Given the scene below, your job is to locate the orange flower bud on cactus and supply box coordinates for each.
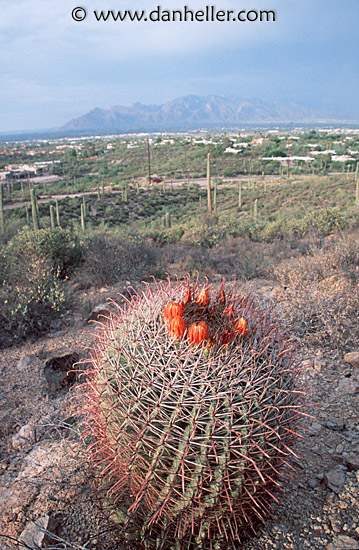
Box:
[169,315,186,339]
[222,330,231,345]
[187,320,208,345]
[225,304,234,317]
[163,301,184,322]
[196,288,210,307]
[234,317,248,337]
[220,287,226,305]
[184,287,192,305]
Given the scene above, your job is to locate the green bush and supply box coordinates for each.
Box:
[0,257,68,346]
[312,207,345,237]
[5,227,83,279]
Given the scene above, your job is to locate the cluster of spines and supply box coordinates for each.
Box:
[79,277,304,549]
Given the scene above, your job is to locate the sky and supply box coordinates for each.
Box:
[1,0,358,132]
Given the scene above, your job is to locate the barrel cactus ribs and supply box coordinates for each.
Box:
[80,277,304,549]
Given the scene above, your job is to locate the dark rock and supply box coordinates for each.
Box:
[43,353,79,394]
[309,421,322,436]
[42,516,62,546]
[59,416,78,433]
[50,319,62,330]
[308,478,319,489]
[324,467,347,493]
[344,452,359,470]
[326,418,345,431]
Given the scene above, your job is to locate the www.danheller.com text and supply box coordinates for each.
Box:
[71,6,277,23]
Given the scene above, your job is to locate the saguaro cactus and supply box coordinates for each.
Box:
[82,195,87,218]
[207,153,212,214]
[0,182,4,233]
[55,199,61,227]
[49,204,56,229]
[254,198,258,220]
[164,211,171,228]
[213,178,217,213]
[30,188,39,231]
[80,203,86,231]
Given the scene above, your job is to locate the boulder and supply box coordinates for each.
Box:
[324,467,346,493]
[12,424,35,449]
[19,515,49,549]
[43,353,79,394]
[344,352,359,369]
[327,535,359,550]
[336,377,359,396]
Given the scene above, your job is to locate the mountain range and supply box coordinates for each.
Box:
[60,95,350,133]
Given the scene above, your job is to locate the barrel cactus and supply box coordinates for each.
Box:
[80,277,304,549]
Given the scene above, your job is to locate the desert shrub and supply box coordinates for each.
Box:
[310,208,346,238]
[328,235,359,283]
[260,219,286,241]
[0,217,27,247]
[157,237,302,282]
[0,227,79,346]
[73,232,163,288]
[5,227,83,279]
[273,232,359,350]
[0,252,8,286]
[0,257,68,346]
[180,219,228,248]
[147,225,186,244]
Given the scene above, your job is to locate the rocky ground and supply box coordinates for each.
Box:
[1,279,359,550]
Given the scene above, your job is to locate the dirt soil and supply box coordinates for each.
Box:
[1,279,359,550]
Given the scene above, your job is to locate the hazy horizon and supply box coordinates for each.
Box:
[1,0,358,132]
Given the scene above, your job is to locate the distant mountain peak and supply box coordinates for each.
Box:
[60,95,349,133]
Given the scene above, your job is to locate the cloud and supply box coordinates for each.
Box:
[0,0,358,130]
[1,0,355,77]
[1,0,283,68]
